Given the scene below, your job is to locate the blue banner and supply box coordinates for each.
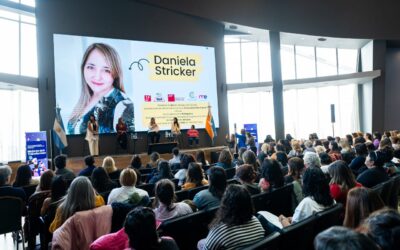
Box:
[26,131,48,177]
[244,123,258,143]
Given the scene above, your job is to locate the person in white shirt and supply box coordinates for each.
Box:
[168,147,181,166]
[108,168,148,204]
[279,167,334,226]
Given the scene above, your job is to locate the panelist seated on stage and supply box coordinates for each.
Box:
[187,125,199,146]
[116,117,128,149]
[148,117,160,144]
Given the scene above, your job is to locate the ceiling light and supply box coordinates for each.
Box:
[318,37,327,42]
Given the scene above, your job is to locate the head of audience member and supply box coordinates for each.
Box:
[264,134,274,143]
[242,150,258,170]
[340,140,351,152]
[59,176,96,225]
[185,163,204,187]
[157,160,173,179]
[314,226,379,250]
[274,151,288,167]
[354,143,368,157]
[180,153,195,170]
[260,143,269,154]
[0,165,12,186]
[365,141,376,152]
[218,149,233,167]
[379,146,394,163]
[267,142,276,156]
[319,152,332,166]
[280,139,292,153]
[120,168,137,187]
[291,140,303,153]
[357,208,400,250]
[91,167,112,193]
[208,167,227,199]
[50,175,67,202]
[149,152,160,167]
[210,184,254,227]
[346,134,354,146]
[314,139,323,147]
[84,155,95,167]
[329,141,340,153]
[54,155,67,170]
[304,152,321,168]
[365,151,384,169]
[323,140,330,151]
[328,160,357,190]
[275,143,286,153]
[303,167,334,207]
[315,145,326,155]
[124,207,165,250]
[238,147,247,161]
[154,179,176,209]
[287,157,305,179]
[102,156,117,174]
[343,187,384,229]
[341,151,355,165]
[130,155,142,169]
[39,170,55,191]
[172,147,179,157]
[261,159,284,191]
[13,164,32,187]
[304,140,313,149]
[196,150,207,166]
[365,133,373,142]
[354,136,366,145]
[236,164,257,185]
[379,138,392,149]
[285,134,294,142]
[384,131,391,139]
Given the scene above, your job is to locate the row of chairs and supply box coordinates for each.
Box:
[371,173,400,209]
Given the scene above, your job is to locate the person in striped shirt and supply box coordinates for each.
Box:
[198,184,265,250]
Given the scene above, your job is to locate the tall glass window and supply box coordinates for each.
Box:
[338,49,358,74]
[316,47,337,77]
[281,44,296,80]
[295,46,316,79]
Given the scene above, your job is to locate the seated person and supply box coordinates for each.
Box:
[0,165,26,201]
[79,155,97,177]
[193,167,227,210]
[54,154,75,181]
[168,147,181,166]
[174,154,195,186]
[108,168,148,204]
[187,125,199,145]
[148,117,160,144]
[181,163,208,190]
[148,160,174,184]
[236,164,260,195]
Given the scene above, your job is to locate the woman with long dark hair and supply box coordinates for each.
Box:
[200,185,264,249]
[193,167,227,210]
[259,159,284,193]
[181,163,208,190]
[91,167,117,194]
[149,160,174,184]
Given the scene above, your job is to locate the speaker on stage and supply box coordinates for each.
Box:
[330,104,335,123]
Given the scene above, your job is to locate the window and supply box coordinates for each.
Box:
[295,46,316,79]
[338,49,358,74]
[316,47,337,77]
[0,88,39,161]
[280,44,296,80]
[241,42,259,83]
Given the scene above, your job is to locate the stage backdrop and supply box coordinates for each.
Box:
[54,34,220,135]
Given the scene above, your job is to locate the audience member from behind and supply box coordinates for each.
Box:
[41,175,67,216]
[91,167,118,194]
[236,147,247,166]
[303,152,321,168]
[49,176,105,233]
[259,159,284,193]
[343,187,384,229]
[193,167,227,210]
[357,208,400,250]
[102,156,121,180]
[328,160,362,205]
[34,170,54,193]
[174,153,195,186]
[373,132,382,149]
[129,155,143,169]
[200,185,264,250]
[285,157,305,206]
[146,152,160,169]
[236,164,260,195]
[279,167,334,226]
[356,151,389,188]
[288,140,303,158]
[216,149,235,169]
[13,164,38,188]
[149,160,174,184]
[153,179,192,222]
[314,226,379,250]
[349,143,368,175]
[54,154,75,180]
[107,168,148,204]
[328,141,342,161]
[273,151,289,176]
[242,150,260,172]
[168,147,181,166]
[125,207,180,250]
[303,140,316,154]
[257,143,269,165]
[79,155,96,177]
[319,152,332,174]
[182,163,208,190]
[196,150,209,167]
[0,165,26,201]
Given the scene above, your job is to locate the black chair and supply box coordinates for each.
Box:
[175,189,189,202]
[313,203,344,234]
[187,185,209,200]
[225,167,236,179]
[0,197,26,250]
[279,214,317,250]
[372,179,393,206]
[388,174,400,209]
[139,168,155,175]
[137,183,155,197]
[22,184,38,199]
[242,232,281,250]
[99,191,112,203]
[227,178,240,185]
[170,163,181,172]
[252,184,294,216]
[158,207,218,250]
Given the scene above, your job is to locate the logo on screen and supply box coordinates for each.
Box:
[168,94,175,102]
[144,95,151,102]
[154,93,164,102]
[198,94,208,100]
[188,91,197,101]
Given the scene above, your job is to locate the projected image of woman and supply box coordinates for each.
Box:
[67,43,134,135]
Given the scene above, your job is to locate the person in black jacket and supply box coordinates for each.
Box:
[356,151,389,188]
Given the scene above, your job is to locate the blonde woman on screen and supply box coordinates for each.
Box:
[67,43,134,135]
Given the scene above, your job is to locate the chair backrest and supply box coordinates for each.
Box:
[171,163,181,172]
[0,196,24,234]
[227,178,240,185]
[137,183,155,197]
[187,185,209,200]
[225,167,236,179]
[175,189,189,202]
[242,232,281,250]
[280,214,317,250]
[158,206,218,250]
[252,184,294,216]
[139,168,155,175]
[388,174,400,209]
[313,203,344,234]
[23,184,39,199]
[372,178,393,205]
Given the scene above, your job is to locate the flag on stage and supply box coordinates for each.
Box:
[53,106,68,149]
[205,106,217,141]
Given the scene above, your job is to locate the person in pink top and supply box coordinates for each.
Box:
[187,125,199,146]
